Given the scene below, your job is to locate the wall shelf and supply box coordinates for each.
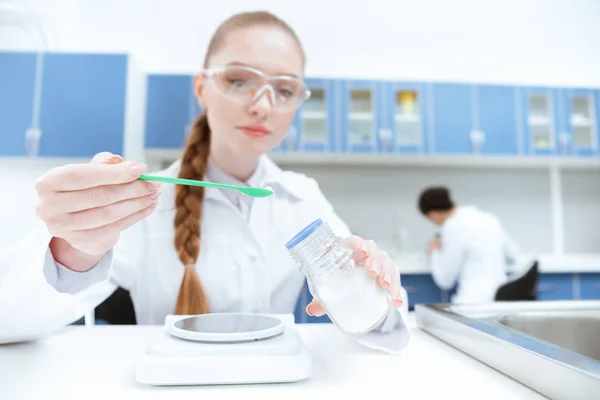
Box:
[143,148,600,171]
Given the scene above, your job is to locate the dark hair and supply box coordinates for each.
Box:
[173,11,305,316]
[418,186,455,215]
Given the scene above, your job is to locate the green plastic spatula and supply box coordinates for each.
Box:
[138,174,274,198]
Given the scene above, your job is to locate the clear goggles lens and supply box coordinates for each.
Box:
[204,66,311,112]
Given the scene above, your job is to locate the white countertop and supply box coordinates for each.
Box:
[0,315,546,400]
[390,252,600,274]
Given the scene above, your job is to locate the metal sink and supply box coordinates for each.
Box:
[496,311,600,362]
[415,301,600,400]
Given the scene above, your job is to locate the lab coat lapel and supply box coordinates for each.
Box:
[245,156,307,258]
[247,190,274,259]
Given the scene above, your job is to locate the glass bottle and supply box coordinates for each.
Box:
[285,218,391,336]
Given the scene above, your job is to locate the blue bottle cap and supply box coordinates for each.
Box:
[285,218,323,249]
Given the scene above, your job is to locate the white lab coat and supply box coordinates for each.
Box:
[0,155,410,352]
[429,205,525,304]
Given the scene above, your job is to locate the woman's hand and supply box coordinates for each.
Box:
[306,235,404,317]
[35,152,161,271]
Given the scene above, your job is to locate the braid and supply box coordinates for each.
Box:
[171,10,305,315]
[173,113,210,315]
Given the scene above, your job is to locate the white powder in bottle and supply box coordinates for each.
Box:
[316,265,390,335]
[286,218,391,336]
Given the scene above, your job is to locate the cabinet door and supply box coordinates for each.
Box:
[430,83,473,154]
[402,274,443,311]
[580,273,600,300]
[0,52,37,156]
[293,78,337,153]
[382,81,428,154]
[340,80,381,153]
[560,89,598,157]
[477,85,519,155]
[521,87,560,156]
[536,273,574,300]
[145,74,196,149]
[38,53,127,158]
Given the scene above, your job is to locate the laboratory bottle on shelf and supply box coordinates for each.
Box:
[285,218,391,336]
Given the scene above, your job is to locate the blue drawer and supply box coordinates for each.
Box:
[536,273,574,300]
[580,273,600,300]
[402,274,443,310]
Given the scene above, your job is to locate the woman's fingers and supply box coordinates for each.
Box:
[34,152,160,259]
[93,152,123,165]
[319,236,405,318]
[65,202,158,255]
[390,268,404,306]
[50,180,160,213]
[306,299,326,317]
[378,252,403,306]
[48,193,158,233]
[37,160,147,193]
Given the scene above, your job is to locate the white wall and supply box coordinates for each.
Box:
[286,164,554,253]
[1,0,600,257]
[4,0,600,86]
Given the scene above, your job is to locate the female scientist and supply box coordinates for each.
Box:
[0,11,409,351]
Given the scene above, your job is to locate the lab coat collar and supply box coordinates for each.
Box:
[258,155,309,200]
[155,154,308,211]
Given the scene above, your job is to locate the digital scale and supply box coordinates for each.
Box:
[135,313,312,386]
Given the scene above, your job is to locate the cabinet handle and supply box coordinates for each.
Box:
[558,132,571,154]
[25,128,42,157]
[378,128,393,152]
[470,130,485,154]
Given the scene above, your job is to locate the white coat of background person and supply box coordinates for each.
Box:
[418,186,527,304]
[0,11,410,352]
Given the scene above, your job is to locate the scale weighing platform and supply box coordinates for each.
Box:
[135,313,312,386]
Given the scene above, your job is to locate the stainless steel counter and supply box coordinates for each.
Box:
[415,301,600,400]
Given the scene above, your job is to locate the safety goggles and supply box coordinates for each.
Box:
[202,65,311,112]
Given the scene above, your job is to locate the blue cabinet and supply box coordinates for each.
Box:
[0,52,128,158]
[430,83,473,154]
[0,52,37,156]
[288,78,338,153]
[558,89,599,156]
[38,53,127,157]
[477,85,519,155]
[580,273,600,300]
[430,83,519,155]
[340,80,382,153]
[136,74,600,163]
[520,87,561,156]
[144,74,198,149]
[402,274,443,310]
[380,81,429,154]
[536,273,574,300]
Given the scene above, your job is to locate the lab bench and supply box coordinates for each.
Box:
[0,316,547,400]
